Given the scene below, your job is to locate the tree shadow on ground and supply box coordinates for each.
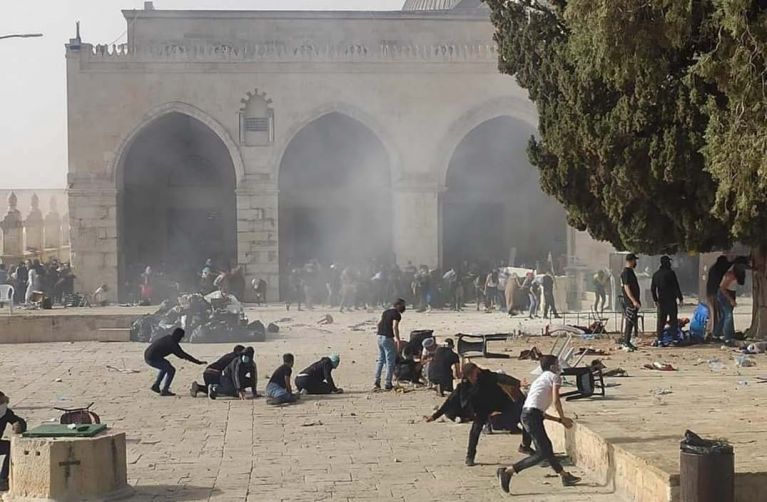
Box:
[131,484,220,501]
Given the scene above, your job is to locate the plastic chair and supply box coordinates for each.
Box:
[0,284,14,314]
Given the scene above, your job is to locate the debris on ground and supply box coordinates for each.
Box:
[302,421,323,427]
[106,365,141,374]
[518,346,543,360]
[603,368,628,377]
[317,314,334,325]
[642,362,677,371]
[650,388,673,396]
[735,355,756,368]
[350,319,377,332]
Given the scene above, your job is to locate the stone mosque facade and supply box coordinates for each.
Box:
[66,0,570,301]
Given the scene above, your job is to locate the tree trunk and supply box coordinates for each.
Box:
[750,245,767,340]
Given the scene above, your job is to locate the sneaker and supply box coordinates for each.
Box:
[622,344,636,352]
[160,389,176,397]
[190,382,200,398]
[299,388,308,396]
[384,384,394,391]
[518,445,535,455]
[209,386,218,400]
[561,472,581,486]
[266,397,280,406]
[150,384,161,394]
[465,456,476,467]
[373,382,381,390]
[496,467,512,493]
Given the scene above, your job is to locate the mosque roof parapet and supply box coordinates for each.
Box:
[75,40,498,63]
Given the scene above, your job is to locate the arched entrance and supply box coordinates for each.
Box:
[117,112,237,300]
[278,112,392,293]
[442,116,566,271]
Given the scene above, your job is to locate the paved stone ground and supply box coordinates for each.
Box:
[0,307,625,502]
[1,304,764,501]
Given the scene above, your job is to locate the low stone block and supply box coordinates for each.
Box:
[8,431,131,501]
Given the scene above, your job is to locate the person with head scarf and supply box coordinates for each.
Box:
[0,391,27,492]
[295,354,343,395]
[190,345,245,397]
[209,347,257,400]
[144,327,207,396]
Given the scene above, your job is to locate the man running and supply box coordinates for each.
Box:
[497,355,580,493]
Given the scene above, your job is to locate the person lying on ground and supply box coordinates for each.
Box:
[295,354,343,395]
[428,338,461,396]
[0,391,27,492]
[424,381,474,424]
[266,353,298,405]
[497,355,580,493]
[210,347,257,400]
[190,345,244,397]
[144,328,206,397]
[460,363,531,467]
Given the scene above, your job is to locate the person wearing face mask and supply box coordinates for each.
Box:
[0,391,27,492]
[210,347,257,400]
[496,355,581,494]
[295,354,343,395]
[373,298,406,391]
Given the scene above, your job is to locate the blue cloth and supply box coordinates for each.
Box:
[266,382,296,404]
[374,335,397,386]
[689,302,709,341]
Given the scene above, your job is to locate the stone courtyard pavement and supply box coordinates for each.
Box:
[2,305,765,501]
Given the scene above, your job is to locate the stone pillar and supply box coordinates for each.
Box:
[23,192,44,254]
[236,180,279,301]
[68,186,118,297]
[44,196,62,250]
[392,178,440,268]
[0,192,24,264]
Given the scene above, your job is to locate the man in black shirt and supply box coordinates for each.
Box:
[144,328,207,396]
[266,353,298,405]
[541,272,560,319]
[295,354,343,395]
[620,254,641,351]
[428,338,460,396]
[210,347,256,400]
[374,298,406,391]
[453,363,531,467]
[0,391,27,491]
[651,256,683,342]
[190,345,244,397]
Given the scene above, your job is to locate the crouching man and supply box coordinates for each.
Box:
[0,391,27,492]
[210,347,257,400]
[266,353,298,405]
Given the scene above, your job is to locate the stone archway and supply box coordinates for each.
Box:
[441,115,566,271]
[117,112,238,301]
[278,112,392,296]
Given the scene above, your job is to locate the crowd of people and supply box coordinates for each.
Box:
[0,257,75,308]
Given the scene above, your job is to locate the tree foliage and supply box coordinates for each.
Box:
[485,0,767,255]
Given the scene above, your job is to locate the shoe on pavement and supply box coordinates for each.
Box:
[465,456,476,467]
[496,467,512,493]
[190,382,200,398]
[266,397,280,406]
[160,389,176,397]
[373,381,381,390]
[518,445,535,455]
[561,472,581,486]
[150,384,161,394]
[384,384,394,391]
[209,386,218,400]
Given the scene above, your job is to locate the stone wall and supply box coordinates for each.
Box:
[0,191,71,267]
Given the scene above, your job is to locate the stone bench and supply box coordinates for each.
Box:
[7,431,131,501]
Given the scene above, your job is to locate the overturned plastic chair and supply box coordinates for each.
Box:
[530,330,575,376]
[0,284,14,314]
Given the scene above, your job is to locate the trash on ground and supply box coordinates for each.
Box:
[302,420,323,427]
[735,355,756,368]
[106,365,140,374]
[603,368,628,377]
[650,388,673,396]
[642,362,677,371]
[707,358,725,372]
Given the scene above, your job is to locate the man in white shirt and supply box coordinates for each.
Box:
[497,355,581,493]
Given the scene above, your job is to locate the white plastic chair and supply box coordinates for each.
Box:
[530,332,575,375]
[0,284,14,314]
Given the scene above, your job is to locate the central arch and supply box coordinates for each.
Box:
[117,112,238,301]
[278,112,393,294]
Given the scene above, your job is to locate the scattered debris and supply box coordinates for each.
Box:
[317,314,334,325]
[651,388,673,396]
[707,358,725,372]
[603,368,628,377]
[267,322,280,333]
[302,421,323,427]
[735,355,756,368]
[518,347,543,360]
[642,362,677,371]
[106,365,140,374]
[53,378,63,382]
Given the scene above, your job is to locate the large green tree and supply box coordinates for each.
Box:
[485,0,767,337]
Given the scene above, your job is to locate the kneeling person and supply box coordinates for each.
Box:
[428,338,460,396]
[191,345,244,397]
[266,353,298,405]
[295,354,343,395]
[210,347,257,400]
